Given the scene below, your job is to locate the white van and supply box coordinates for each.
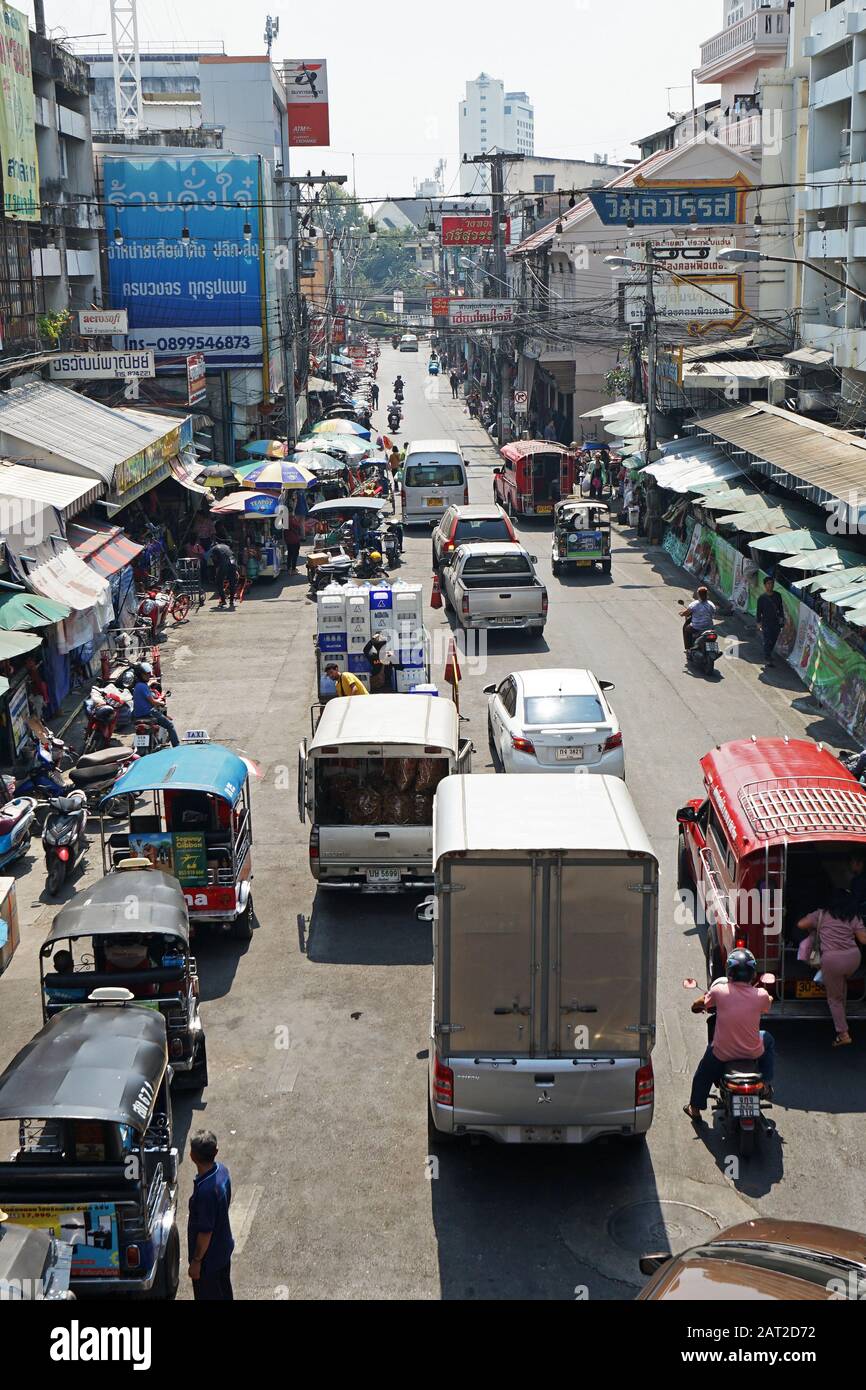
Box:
[402,440,468,525]
[298,694,471,891]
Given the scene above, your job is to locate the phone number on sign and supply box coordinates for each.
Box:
[126,335,253,352]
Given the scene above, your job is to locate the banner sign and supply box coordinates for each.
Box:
[647,237,736,275]
[79,309,128,336]
[0,3,39,220]
[624,276,745,331]
[105,154,265,368]
[442,216,508,247]
[431,296,449,318]
[8,1203,120,1278]
[448,299,515,328]
[186,352,206,405]
[589,185,747,227]
[393,290,404,314]
[284,60,330,146]
[49,350,155,381]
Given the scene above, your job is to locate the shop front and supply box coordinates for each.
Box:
[209,491,288,582]
[0,626,43,769]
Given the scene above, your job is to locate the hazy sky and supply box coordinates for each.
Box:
[29,0,723,198]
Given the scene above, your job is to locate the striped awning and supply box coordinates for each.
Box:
[66,524,143,578]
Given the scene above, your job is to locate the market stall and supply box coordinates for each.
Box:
[209,490,288,581]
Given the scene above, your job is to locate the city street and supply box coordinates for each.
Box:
[2,343,863,1301]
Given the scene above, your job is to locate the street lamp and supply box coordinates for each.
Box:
[716,246,866,303]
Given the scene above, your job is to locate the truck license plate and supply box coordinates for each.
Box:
[796,979,827,999]
[574,559,592,567]
[521,1126,564,1143]
[366,867,401,884]
[731,1094,760,1117]
[426,498,443,507]
[555,746,584,761]
[490,616,518,625]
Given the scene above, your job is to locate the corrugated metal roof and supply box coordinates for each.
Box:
[684,360,793,383]
[0,461,104,518]
[693,403,866,504]
[0,385,179,486]
[642,446,743,494]
[783,346,833,367]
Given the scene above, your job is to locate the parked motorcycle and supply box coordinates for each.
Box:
[684,975,775,1158]
[43,790,88,895]
[65,746,139,818]
[0,779,37,869]
[312,549,389,592]
[12,744,70,822]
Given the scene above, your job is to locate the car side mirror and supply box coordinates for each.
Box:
[599,680,615,691]
[639,1254,671,1276]
[529,555,538,563]
[676,805,698,824]
[482,684,496,695]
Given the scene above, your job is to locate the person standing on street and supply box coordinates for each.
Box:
[209,539,239,611]
[756,575,784,666]
[187,1130,234,1300]
[449,370,459,400]
[284,508,305,574]
[323,662,369,697]
[370,381,380,409]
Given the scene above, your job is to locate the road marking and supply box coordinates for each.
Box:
[660,1007,689,1076]
[230,1183,263,1256]
[268,1051,301,1094]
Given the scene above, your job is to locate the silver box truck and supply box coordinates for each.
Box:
[420,774,658,1144]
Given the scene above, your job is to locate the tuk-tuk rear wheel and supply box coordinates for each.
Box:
[150,1225,180,1300]
[232,895,254,940]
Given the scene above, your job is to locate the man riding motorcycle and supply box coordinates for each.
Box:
[680,585,717,652]
[132,662,179,748]
[393,375,404,401]
[684,948,774,1121]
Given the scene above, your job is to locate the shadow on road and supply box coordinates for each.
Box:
[306,891,432,966]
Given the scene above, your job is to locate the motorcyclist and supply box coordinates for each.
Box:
[679,585,717,652]
[393,375,404,399]
[132,662,179,748]
[684,948,774,1121]
[354,549,385,579]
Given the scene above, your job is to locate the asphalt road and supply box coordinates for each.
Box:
[1,343,863,1301]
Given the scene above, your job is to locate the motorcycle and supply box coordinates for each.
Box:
[684,975,775,1157]
[387,406,402,433]
[65,746,139,818]
[312,549,389,592]
[132,688,174,756]
[0,779,37,869]
[679,604,723,677]
[393,383,404,404]
[43,790,88,895]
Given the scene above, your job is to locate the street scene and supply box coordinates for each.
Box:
[1,0,866,1350]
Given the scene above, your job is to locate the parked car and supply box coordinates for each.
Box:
[484,667,624,776]
[432,503,516,569]
[440,542,547,637]
[637,1219,866,1300]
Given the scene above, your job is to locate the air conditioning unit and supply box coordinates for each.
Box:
[798,388,839,412]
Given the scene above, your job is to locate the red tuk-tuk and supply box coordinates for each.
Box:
[493,442,577,519]
[677,738,866,1018]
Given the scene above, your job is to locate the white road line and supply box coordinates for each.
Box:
[660,1007,689,1076]
[230,1184,263,1257]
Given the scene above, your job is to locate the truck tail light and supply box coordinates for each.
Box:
[511,735,535,756]
[432,1056,454,1107]
[461,594,470,616]
[603,731,623,751]
[463,485,469,504]
[541,590,549,617]
[635,1060,654,1108]
[309,826,320,862]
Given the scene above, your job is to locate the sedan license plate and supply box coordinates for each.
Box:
[555,746,584,761]
[366,867,400,885]
[730,1094,761,1118]
[796,979,827,999]
[426,497,443,508]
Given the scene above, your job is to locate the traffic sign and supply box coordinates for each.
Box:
[514,390,528,414]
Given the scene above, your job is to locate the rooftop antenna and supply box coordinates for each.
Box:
[264,15,279,57]
[110,0,143,137]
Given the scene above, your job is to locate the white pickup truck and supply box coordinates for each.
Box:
[441,542,547,637]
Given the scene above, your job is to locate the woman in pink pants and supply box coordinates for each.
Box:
[798,890,866,1047]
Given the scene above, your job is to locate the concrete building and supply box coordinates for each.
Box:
[459,74,534,193]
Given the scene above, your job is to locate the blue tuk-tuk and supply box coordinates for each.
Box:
[99,738,254,940]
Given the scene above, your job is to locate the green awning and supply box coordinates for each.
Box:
[0,629,41,661]
[777,547,854,574]
[695,487,760,512]
[795,567,866,597]
[0,592,70,631]
[749,529,827,556]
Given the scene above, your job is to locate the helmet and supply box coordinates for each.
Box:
[135,661,153,677]
[725,947,757,984]
[369,551,382,564]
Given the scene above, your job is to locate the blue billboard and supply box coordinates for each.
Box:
[105,155,265,369]
[588,185,746,227]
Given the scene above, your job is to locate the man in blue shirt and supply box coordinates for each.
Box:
[132,663,179,747]
[187,1129,235,1300]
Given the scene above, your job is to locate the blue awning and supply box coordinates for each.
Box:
[104,743,248,806]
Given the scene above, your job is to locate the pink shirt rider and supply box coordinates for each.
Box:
[705,978,772,1061]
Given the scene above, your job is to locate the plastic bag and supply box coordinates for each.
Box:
[410,792,434,825]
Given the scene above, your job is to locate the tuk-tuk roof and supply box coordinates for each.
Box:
[308,497,387,516]
[44,870,190,947]
[555,498,610,518]
[0,1006,168,1131]
[500,441,571,461]
[103,742,248,807]
[700,738,866,852]
[0,1221,54,1285]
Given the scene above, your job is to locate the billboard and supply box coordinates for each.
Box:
[284,60,330,146]
[442,216,511,247]
[623,276,745,332]
[448,299,515,328]
[105,155,265,369]
[79,309,128,335]
[0,3,39,220]
[49,350,155,381]
[589,182,749,227]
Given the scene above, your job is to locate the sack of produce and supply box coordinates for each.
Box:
[389,757,416,792]
[410,791,434,825]
[381,788,413,825]
[347,788,382,825]
[415,758,446,793]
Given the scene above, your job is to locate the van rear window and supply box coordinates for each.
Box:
[405,463,463,488]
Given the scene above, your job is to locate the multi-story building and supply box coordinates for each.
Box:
[459,74,534,193]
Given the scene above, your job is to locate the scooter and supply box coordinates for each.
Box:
[132,688,174,756]
[0,779,37,869]
[312,549,389,592]
[684,975,775,1158]
[680,605,723,677]
[13,744,70,823]
[393,383,404,404]
[387,405,402,433]
[65,746,139,817]
[43,790,88,895]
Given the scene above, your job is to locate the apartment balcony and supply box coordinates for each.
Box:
[57,104,88,141]
[713,111,763,150]
[695,8,789,85]
[41,193,103,232]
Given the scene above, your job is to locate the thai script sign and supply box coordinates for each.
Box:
[0,3,39,220]
[589,185,747,227]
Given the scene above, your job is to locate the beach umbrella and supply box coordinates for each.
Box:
[233,458,316,490]
[242,438,289,459]
[287,450,346,471]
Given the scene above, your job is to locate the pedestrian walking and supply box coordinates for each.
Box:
[187,1130,234,1300]
[370,382,380,409]
[756,575,784,665]
[284,508,305,574]
[449,371,459,400]
[208,539,239,610]
[797,892,866,1046]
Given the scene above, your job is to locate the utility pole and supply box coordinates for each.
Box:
[287,172,347,436]
[644,238,657,458]
[463,151,522,446]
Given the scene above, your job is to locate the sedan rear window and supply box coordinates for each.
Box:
[454,518,511,543]
[462,554,532,577]
[524,695,606,725]
[405,463,463,488]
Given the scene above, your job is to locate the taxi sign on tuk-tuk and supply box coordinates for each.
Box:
[183,730,210,744]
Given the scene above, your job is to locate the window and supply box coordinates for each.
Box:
[504,105,512,114]
[462,553,532,578]
[534,175,554,193]
[497,678,517,718]
[524,695,605,726]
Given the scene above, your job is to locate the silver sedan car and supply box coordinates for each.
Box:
[483,668,625,777]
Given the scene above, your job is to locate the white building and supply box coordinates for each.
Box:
[459,74,534,193]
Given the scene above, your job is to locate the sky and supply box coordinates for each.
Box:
[29,0,724,200]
